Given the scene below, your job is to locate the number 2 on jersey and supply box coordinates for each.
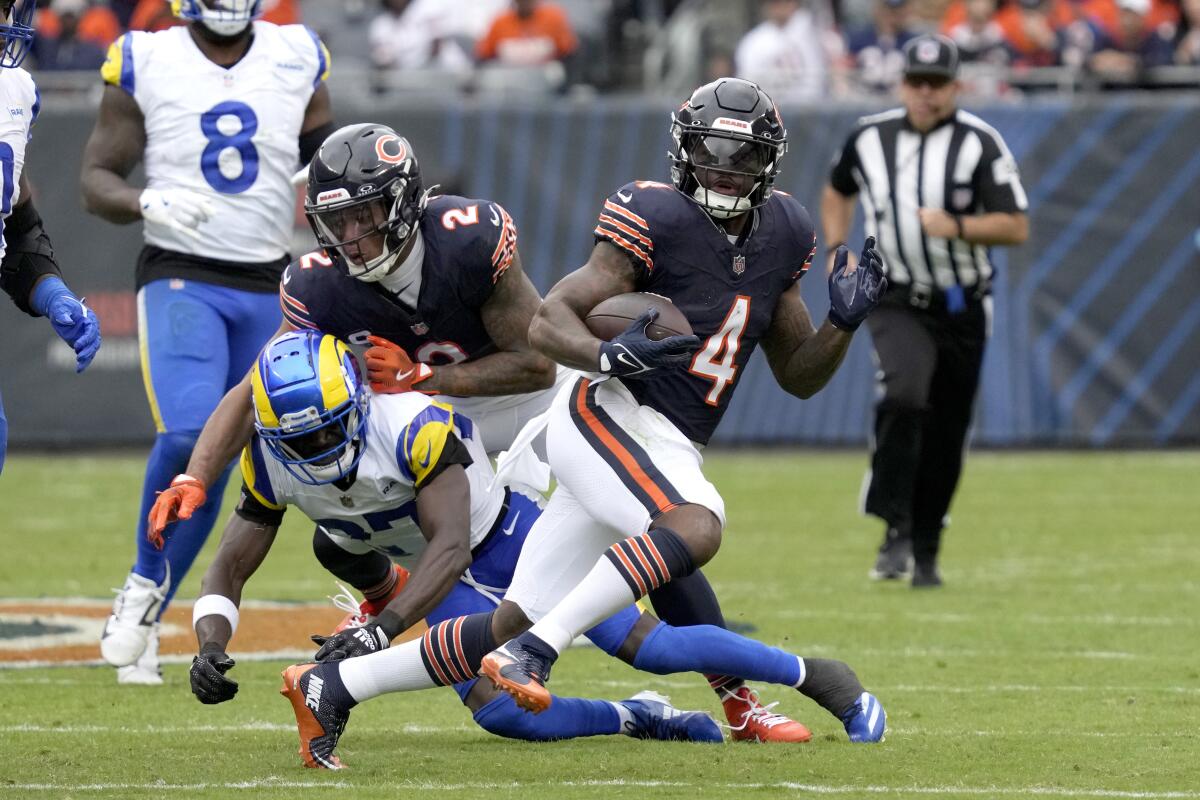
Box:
[689,295,751,406]
[200,101,259,194]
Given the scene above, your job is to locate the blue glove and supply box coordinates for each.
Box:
[597,307,701,379]
[32,277,102,373]
[828,236,888,332]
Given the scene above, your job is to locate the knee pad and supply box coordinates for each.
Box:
[155,431,200,467]
[311,525,391,584]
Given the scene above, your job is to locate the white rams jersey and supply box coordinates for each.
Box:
[240,394,504,568]
[101,21,330,262]
[0,66,39,261]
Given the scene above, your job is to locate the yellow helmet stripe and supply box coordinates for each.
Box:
[250,359,281,429]
[318,335,352,411]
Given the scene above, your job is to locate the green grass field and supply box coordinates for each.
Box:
[1,450,1198,799]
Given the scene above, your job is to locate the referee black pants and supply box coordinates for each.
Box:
[863,293,988,565]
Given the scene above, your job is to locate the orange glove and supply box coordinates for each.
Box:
[147,474,207,549]
[364,335,434,394]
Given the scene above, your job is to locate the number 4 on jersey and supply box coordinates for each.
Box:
[690,295,751,406]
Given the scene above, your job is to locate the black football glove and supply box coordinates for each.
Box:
[190,643,238,704]
[828,236,888,332]
[311,623,390,663]
[597,308,701,379]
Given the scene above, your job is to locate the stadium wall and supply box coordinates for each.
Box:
[2,96,1196,448]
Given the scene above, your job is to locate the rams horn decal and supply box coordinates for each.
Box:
[375,135,408,165]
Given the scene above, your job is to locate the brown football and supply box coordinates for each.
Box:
[585,292,693,341]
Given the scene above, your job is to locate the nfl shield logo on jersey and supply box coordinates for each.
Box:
[732,254,746,276]
[340,496,354,508]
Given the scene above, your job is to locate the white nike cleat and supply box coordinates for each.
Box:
[101,566,169,668]
[117,622,163,685]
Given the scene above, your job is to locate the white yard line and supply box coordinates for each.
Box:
[6,779,1199,798]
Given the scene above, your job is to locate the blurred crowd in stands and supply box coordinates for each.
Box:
[23,0,1200,94]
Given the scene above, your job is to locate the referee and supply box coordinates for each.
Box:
[820,34,1028,588]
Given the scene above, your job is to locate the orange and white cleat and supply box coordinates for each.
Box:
[328,564,410,634]
[279,663,350,769]
[722,686,813,743]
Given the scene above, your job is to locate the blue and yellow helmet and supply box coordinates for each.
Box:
[0,0,36,70]
[172,0,263,37]
[251,330,369,486]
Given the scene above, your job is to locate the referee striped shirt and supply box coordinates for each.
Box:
[829,108,1028,292]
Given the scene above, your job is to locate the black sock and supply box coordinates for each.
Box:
[798,658,866,719]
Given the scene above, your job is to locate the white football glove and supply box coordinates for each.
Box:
[139,188,216,240]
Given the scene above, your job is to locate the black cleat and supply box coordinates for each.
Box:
[911,559,943,589]
[869,527,912,581]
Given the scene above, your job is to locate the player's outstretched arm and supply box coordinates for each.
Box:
[420,251,557,396]
[80,85,146,225]
[374,465,473,639]
[194,512,280,650]
[189,319,294,485]
[528,240,638,371]
[190,510,280,704]
[761,284,853,399]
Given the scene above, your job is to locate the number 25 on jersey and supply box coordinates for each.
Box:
[690,295,751,406]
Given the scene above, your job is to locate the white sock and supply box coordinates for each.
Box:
[527,556,638,654]
[339,638,437,703]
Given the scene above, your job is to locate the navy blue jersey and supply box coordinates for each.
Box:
[595,180,816,445]
[279,195,518,364]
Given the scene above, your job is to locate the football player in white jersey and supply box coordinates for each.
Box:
[182,330,722,767]
[0,0,101,474]
[79,0,336,684]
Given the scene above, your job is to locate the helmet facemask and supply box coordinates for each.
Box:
[174,0,262,38]
[0,0,35,69]
[258,388,370,486]
[306,176,426,283]
[670,124,783,220]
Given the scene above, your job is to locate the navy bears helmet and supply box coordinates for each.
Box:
[669,78,787,220]
[305,123,428,283]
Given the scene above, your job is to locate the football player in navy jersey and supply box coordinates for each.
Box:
[148,122,560,653]
[473,78,890,742]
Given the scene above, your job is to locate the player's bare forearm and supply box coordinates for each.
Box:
[762,285,853,399]
[529,241,637,371]
[820,184,857,272]
[186,372,257,487]
[195,514,279,650]
[960,211,1028,246]
[424,351,554,396]
[80,85,146,224]
[374,467,473,640]
[427,253,556,395]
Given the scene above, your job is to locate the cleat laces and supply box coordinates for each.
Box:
[721,688,792,733]
[328,583,368,628]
